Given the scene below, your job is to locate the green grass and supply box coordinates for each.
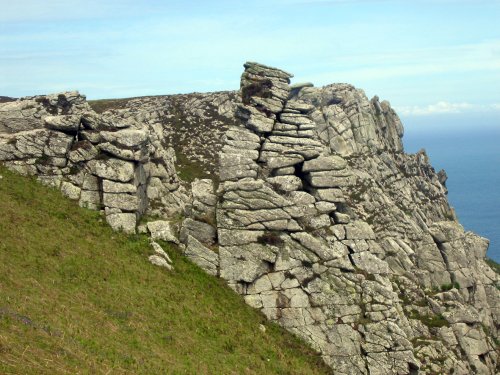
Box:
[486,258,500,275]
[88,99,132,114]
[176,152,210,183]
[0,165,331,375]
[408,310,450,328]
[439,282,460,292]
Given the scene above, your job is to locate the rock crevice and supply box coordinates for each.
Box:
[0,62,498,375]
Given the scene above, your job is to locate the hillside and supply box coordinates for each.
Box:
[0,165,331,374]
[0,96,15,104]
[0,61,499,374]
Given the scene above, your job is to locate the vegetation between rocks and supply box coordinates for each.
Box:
[408,310,450,328]
[88,98,132,114]
[486,258,500,275]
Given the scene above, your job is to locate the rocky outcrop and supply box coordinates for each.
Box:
[215,62,421,374]
[176,62,499,374]
[0,92,88,134]
[1,62,498,374]
[0,92,186,233]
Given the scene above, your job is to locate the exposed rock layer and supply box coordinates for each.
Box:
[0,62,498,374]
[0,92,187,232]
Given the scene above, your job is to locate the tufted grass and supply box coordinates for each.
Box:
[88,98,131,114]
[0,165,331,375]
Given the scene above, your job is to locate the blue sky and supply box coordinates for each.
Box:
[1,0,499,126]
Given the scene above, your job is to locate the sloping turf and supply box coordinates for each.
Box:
[0,165,330,374]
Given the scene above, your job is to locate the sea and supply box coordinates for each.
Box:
[403,119,500,262]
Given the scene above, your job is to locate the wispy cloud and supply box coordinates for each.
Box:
[397,102,500,116]
[303,40,500,83]
[0,0,499,103]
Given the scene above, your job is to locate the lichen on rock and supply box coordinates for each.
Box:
[0,62,498,374]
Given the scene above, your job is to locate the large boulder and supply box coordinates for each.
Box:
[44,115,81,132]
[184,235,219,276]
[92,158,135,182]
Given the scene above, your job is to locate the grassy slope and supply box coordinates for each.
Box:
[0,166,331,375]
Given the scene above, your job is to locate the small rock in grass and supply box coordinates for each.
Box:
[151,241,172,263]
[147,220,179,244]
[148,255,172,270]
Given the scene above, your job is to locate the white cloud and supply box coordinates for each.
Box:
[397,102,500,116]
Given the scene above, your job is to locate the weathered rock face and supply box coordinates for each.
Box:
[0,92,89,134]
[214,63,419,374]
[179,62,499,374]
[0,92,186,232]
[91,91,239,180]
[1,62,498,374]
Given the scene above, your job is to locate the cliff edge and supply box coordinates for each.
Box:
[0,62,498,374]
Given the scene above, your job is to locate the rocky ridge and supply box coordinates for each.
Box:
[0,62,498,374]
[0,92,186,233]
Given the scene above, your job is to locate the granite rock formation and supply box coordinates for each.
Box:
[0,92,186,233]
[0,62,498,374]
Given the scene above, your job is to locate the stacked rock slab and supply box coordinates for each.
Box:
[0,92,183,233]
[76,64,500,373]
[1,63,499,374]
[0,91,89,133]
[291,81,500,373]
[216,62,426,374]
[179,179,219,276]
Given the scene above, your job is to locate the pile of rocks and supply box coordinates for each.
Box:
[0,92,88,133]
[294,84,404,156]
[96,91,239,180]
